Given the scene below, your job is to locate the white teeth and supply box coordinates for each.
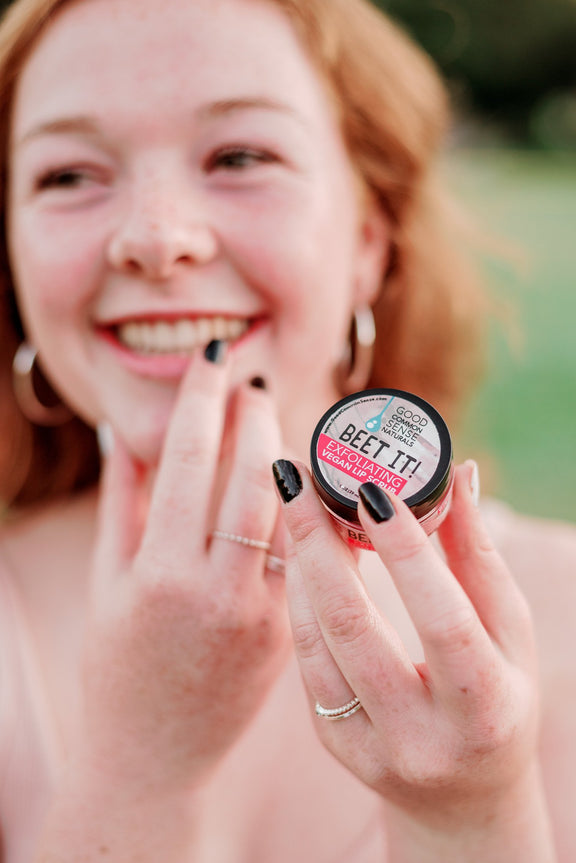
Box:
[173,319,196,352]
[212,316,228,340]
[195,317,212,345]
[227,319,245,339]
[116,317,249,354]
[154,322,174,352]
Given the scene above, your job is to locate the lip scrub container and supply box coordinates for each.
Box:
[310,388,454,550]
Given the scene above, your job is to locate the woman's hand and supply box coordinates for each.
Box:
[274,459,556,860]
[77,348,290,796]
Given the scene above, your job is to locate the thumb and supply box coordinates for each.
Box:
[93,424,148,589]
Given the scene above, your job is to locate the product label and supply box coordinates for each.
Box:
[331,512,374,550]
[314,392,443,504]
[317,433,409,494]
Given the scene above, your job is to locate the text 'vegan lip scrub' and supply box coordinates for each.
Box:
[310,389,454,550]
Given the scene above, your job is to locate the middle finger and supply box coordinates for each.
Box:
[357,482,499,703]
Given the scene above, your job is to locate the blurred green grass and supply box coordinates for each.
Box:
[448,149,576,523]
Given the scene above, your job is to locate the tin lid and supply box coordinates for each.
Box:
[310,388,452,523]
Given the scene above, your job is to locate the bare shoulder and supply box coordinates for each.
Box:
[481,498,576,656]
[482,499,576,860]
[0,491,97,605]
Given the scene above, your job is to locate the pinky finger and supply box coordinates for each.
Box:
[438,461,535,666]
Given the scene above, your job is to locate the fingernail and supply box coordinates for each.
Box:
[359,483,395,523]
[250,376,267,390]
[272,459,302,503]
[468,460,480,507]
[204,339,228,364]
[96,421,114,458]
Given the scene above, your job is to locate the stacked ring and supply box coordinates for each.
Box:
[315,696,362,721]
[211,530,285,574]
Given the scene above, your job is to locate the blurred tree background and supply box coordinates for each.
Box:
[375,0,576,522]
[377,0,576,148]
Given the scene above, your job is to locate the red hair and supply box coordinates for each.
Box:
[0,0,486,508]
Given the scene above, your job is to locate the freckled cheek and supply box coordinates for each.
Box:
[227,211,352,311]
[248,238,351,369]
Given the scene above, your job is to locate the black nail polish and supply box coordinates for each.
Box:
[358,483,395,523]
[204,339,227,364]
[272,459,302,503]
[250,376,267,390]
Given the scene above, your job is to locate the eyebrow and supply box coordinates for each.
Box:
[15,97,309,148]
[197,96,307,125]
[15,115,101,147]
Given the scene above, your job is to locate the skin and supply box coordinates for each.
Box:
[0,0,568,859]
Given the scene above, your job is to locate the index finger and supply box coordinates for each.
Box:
[143,341,230,561]
[273,460,422,711]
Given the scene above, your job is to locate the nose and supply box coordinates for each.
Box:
[107,183,218,280]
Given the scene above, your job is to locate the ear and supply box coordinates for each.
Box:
[352,193,391,308]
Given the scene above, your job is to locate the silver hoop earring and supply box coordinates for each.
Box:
[12,343,72,426]
[333,306,376,395]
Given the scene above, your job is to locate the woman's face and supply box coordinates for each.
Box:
[8,0,388,461]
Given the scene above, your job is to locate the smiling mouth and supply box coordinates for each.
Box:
[113,316,251,354]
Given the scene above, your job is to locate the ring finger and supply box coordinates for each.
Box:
[285,545,364,722]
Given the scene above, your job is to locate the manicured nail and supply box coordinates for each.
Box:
[272,459,302,503]
[250,376,267,390]
[96,421,114,457]
[358,483,395,523]
[468,459,480,507]
[204,339,228,364]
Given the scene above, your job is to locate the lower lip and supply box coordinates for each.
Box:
[96,320,261,379]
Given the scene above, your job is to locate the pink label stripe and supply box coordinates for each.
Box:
[317,433,408,493]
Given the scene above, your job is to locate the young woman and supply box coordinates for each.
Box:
[0,0,574,860]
